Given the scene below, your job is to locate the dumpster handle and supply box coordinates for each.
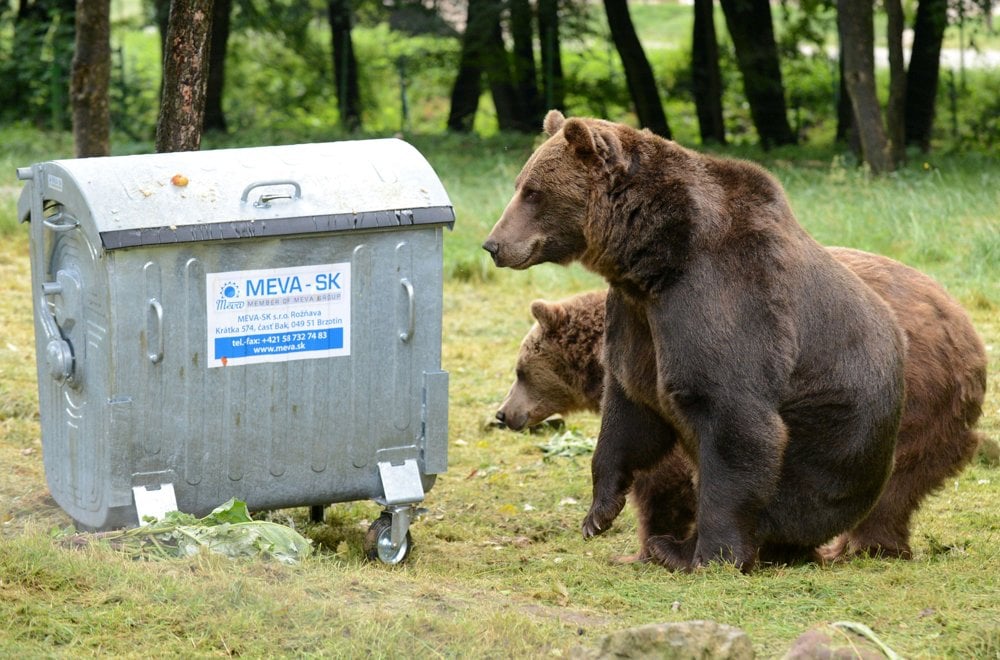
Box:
[147,298,164,364]
[38,285,74,383]
[240,180,302,208]
[42,211,79,232]
[399,278,415,342]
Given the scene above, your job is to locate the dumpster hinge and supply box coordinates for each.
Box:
[376,457,425,506]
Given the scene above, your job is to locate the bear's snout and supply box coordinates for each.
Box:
[482,238,500,264]
[495,408,521,431]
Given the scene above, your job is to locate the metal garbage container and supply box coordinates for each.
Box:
[16,139,452,563]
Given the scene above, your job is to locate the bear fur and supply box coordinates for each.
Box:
[496,247,989,561]
[483,110,907,571]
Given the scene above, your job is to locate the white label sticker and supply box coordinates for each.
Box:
[206,263,351,368]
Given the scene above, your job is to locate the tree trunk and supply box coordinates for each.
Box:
[905,0,947,150]
[603,0,671,138]
[203,0,231,133]
[691,0,726,144]
[328,0,361,132]
[447,61,483,132]
[838,0,892,173]
[885,0,906,165]
[718,0,796,147]
[70,0,110,157]
[510,0,541,129]
[483,10,520,133]
[447,0,485,132]
[153,0,170,102]
[835,45,852,144]
[537,0,564,112]
[155,0,213,153]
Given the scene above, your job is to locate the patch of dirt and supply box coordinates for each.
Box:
[519,602,615,631]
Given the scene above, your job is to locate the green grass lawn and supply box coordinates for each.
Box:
[1,127,998,657]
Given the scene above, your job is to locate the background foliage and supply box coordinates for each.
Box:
[1,0,998,147]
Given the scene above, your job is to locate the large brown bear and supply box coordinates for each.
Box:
[495,248,989,561]
[483,110,907,571]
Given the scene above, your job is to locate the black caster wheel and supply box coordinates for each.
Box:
[364,512,412,565]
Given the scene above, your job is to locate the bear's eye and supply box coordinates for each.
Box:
[520,188,540,203]
[516,367,529,383]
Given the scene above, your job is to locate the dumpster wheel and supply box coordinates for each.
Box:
[364,511,413,565]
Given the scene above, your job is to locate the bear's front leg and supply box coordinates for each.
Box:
[582,378,678,538]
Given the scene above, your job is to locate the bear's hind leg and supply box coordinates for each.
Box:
[758,542,821,567]
[838,425,982,560]
[631,448,698,560]
[646,534,699,571]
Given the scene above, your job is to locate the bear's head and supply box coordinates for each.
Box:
[496,292,606,431]
[482,110,630,269]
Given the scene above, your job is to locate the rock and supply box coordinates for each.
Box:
[977,436,1000,467]
[571,620,754,659]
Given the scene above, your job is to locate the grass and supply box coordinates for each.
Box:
[1,126,998,657]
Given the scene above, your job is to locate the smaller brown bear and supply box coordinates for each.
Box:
[496,248,989,561]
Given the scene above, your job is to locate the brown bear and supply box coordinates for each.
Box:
[483,110,907,571]
[495,247,989,561]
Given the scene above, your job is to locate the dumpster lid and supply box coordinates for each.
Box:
[25,139,454,249]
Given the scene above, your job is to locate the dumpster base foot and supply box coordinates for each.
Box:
[132,482,178,524]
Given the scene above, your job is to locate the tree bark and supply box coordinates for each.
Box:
[885,0,906,165]
[691,0,726,144]
[718,0,796,147]
[835,45,853,145]
[328,0,361,132]
[905,0,947,150]
[838,0,892,173]
[537,0,565,112]
[447,0,486,132]
[510,0,542,129]
[153,0,170,102]
[447,0,519,132]
[603,0,671,138]
[70,0,110,157]
[155,0,213,153]
[447,60,483,132]
[203,0,231,133]
[483,10,520,133]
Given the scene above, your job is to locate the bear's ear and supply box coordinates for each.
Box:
[530,300,566,331]
[562,118,596,158]
[543,109,566,136]
[564,119,625,172]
